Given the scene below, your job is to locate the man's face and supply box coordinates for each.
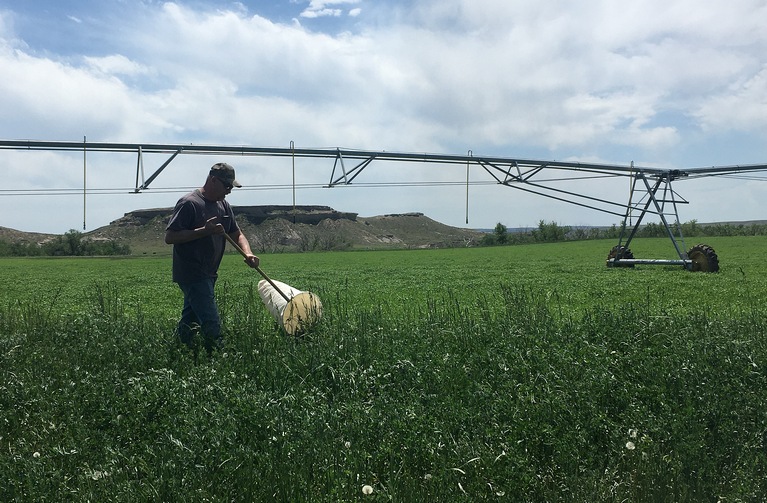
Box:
[211,175,233,200]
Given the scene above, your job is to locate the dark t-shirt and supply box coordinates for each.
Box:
[166,189,239,283]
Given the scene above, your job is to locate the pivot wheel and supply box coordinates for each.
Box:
[606,245,634,268]
[687,244,719,273]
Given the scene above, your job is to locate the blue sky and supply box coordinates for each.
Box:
[1,0,766,233]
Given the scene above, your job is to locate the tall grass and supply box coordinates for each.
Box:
[2,239,767,501]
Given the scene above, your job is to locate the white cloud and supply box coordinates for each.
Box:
[1,0,766,233]
[300,0,361,18]
[7,0,761,155]
[300,8,341,19]
[0,9,21,48]
[694,66,767,133]
[84,54,150,77]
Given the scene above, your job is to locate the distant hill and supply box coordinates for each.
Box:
[6,210,763,256]
[0,227,57,246]
[79,205,486,255]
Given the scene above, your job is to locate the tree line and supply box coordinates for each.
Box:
[2,219,765,256]
[0,229,131,257]
[481,219,767,246]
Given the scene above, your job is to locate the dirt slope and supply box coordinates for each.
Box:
[80,205,484,255]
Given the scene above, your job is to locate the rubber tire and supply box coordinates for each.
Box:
[607,245,634,268]
[687,244,719,273]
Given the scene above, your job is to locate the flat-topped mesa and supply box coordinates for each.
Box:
[113,205,358,227]
[235,206,358,226]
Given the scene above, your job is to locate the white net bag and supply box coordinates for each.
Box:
[257,279,322,335]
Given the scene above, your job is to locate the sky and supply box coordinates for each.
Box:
[1,0,766,234]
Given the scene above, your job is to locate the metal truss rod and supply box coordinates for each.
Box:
[644,174,687,259]
[618,173,663,248]
[619,175,665,249]
[134,148,182,192]
[327,150,377,187]
[608,258,688,267]
[489,177,628,218]
[477,160,667,217]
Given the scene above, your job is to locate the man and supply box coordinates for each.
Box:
[165,162,259,352]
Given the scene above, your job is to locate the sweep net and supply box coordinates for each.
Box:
[257,279,322,335]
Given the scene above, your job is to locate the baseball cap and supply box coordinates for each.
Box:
[209,162,242,188]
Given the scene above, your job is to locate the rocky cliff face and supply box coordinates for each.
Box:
[235,206,358,226]
[87,205,485,254]
[111,205,357,227]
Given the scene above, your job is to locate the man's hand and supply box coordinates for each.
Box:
[205,216,225,235]
[244,254,260,269]
[226,228,259,268]
[165,216,225,245]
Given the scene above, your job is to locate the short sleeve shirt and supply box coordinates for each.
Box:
[166,189,239,283]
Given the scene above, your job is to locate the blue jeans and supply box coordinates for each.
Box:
[176,278,221,351]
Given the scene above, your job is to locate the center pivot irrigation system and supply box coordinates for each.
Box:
[3,139,767,272]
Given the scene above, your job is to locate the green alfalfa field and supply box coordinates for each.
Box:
[1,236,766,501]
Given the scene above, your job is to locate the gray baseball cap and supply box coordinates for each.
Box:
[209,162,242,187]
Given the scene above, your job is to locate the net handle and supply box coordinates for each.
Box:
[224,233,291,302]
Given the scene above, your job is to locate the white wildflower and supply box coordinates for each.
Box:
[362,484,374,495]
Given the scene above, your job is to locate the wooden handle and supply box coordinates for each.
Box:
[223,233,291,302]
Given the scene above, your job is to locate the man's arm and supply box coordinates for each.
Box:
[228,228,260,268]
[165,217,224,245]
